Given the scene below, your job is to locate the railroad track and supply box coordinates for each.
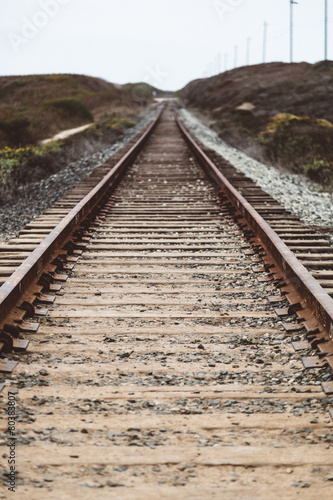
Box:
[195,144,333,297]
[0,105,333,498]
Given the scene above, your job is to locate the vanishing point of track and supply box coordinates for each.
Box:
[0,105,332,499]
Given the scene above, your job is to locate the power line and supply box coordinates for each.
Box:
[325,0,328,60]
[203,0,329,80]
[290,0,298,63]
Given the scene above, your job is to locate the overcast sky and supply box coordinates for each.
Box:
[1,0,332,90]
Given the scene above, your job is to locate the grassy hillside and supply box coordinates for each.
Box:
[179,61,333,187]
[0,74,160,146]
[0,74,162,204]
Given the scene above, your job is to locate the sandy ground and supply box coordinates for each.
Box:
[40,123,93,145]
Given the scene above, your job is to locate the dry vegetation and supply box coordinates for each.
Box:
[0,74,160,145]
[179,61,333,188]
[0,74,162,203]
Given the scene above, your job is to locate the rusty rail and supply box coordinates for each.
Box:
[0,106,165,327]
[175,110,333,340]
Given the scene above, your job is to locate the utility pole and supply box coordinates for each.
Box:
[263,21,268,63]
[234,45,238,68]
[224,53,228,71]
[290,0,298,63]
[325,0,328,60]
[216,53,222,74]
[246,37,251,65]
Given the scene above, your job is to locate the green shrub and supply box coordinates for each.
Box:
[305,158,333,187]
[0,80,26,101]
[107,117,136,130]
[0,118,31,145]
[0,142,61,182]
[84,124,103,138]
[258,113,333,175]
[0,158,19,182]
[259,132,317,167]
[46,98,93,122]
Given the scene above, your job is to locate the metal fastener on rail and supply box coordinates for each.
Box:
[174,109,333,340]
[0,105,165,329]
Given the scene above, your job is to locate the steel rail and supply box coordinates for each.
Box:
[175,109,333,339]
[0,106,165,327]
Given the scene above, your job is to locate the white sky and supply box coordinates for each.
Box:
[0,0,332,90]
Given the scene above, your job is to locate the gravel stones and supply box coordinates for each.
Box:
[179,108,333,233]
[2,107,332,497]
[0,107,160,241]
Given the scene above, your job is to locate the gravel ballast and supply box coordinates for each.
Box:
[179,108,333,231]
[1,105,332,242]
[0,107,160,242]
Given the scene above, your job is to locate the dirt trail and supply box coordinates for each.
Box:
[40,123,93,144]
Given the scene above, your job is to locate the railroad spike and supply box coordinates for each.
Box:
[0,331,14,352]
[0,103,331,488]
[19,301,36,318]
[311,337,326,349]
[3,324,21,339]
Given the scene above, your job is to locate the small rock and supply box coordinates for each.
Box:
[119,351,133,359]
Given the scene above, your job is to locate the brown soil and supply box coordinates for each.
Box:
[1,112,332,498]
[180,61,333,122]
[179,61,333,184]
[0,74,161,145]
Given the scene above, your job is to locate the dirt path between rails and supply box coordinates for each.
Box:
[1,110,332,499]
